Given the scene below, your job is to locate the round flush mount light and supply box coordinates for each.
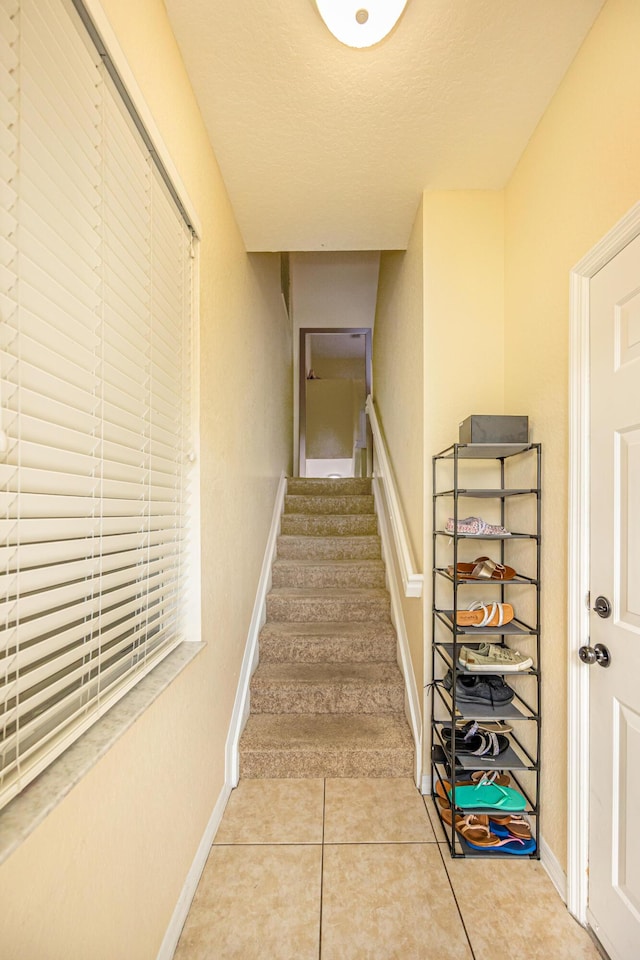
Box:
[315,0,409,49]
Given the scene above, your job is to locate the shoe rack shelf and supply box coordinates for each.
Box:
[431,441,542,859]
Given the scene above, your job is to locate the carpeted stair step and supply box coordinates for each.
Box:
[259,621,397,663]
[266,587,390,623]
[284,494,375,515]
[287,477,371,496]
[249,662,405,714]
[271,558,386,589]
[280,514,378,536]
[239,714,414,778]
[276,534,382,560]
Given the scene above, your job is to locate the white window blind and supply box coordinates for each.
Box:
[0,0,194,811]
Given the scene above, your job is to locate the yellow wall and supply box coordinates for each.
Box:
[422,190,505,770]
[422,190,505,458]
[306,379,355,458]
[504,0,640,869]
[374,192,505,774]
[374,199,425,707]
[0,1,292,958]
[374,202,425,567]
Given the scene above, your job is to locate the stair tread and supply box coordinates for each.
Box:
[281,515,377,535]
[277,535,381,542]
[283,512,375,519]
[252,662,403,684]
[240,713,413,751]
[285,493,374,512]
[260,621,395,637]
[287,478,372,495]
[273,558,384,568]
[269,587,389,599]
[258,621,397,662]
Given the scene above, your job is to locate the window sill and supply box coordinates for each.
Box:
[0,641,205,867]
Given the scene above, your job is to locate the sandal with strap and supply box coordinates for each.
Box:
[455,601,514,628]
[457,719,513,735]
[489,814,532,840]
[447,556,516,581]
[440,808,525,850]
[441,721,509,756]
[470,770,511,785]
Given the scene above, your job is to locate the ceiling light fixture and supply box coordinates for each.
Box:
[315,0,409,49]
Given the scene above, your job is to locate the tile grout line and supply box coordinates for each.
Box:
[434,829,478,960]
[213,839,441,847]
[422,793,478,957]
[214,842,323,847]
[318,778,326,960]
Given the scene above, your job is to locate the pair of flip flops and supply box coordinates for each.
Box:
[435,772,510,808]
[439,807,536,854]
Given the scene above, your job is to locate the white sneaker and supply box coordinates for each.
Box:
[458,642,533,672]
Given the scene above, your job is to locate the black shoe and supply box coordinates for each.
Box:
[442,669,514,705]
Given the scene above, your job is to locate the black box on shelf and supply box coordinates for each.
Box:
[459,415,529,444]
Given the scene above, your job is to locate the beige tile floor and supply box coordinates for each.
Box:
[174,778,601,960]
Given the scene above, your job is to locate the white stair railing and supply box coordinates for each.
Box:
[365,395,423,598]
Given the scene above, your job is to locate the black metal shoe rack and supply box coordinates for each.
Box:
[430,442,542,858]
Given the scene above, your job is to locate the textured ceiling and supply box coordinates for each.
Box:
[164,0,604,251]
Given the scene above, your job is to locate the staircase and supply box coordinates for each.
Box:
[239,477,415,778]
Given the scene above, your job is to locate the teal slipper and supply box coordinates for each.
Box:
[448,781,526,811]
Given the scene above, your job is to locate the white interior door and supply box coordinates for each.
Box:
[588,232,640,960]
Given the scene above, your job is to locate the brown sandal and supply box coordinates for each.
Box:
[489,814,532,840]
[455,601,514,627]
[440,808,515,848]
[457,719,513,735]
[446,556,516,581]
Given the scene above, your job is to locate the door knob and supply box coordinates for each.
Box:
[578,643,611,667]
[593,596,612,618]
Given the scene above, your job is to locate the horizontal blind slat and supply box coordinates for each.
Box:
[1,562,184,642]
[1,573,183,667]
[20,139,100,240]
[0,527,181,572]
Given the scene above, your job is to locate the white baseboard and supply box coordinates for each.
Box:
[540,835,567,902]
[420,773,431,795]
[156,779,232,960]
[372,477,423,788]
[224,473,287,787]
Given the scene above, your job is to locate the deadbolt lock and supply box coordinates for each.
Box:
[593,596,612,618]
